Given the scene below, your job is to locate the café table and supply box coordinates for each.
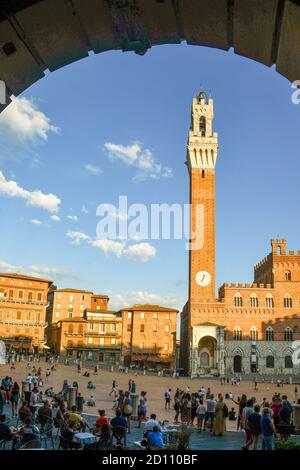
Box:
[73,432,99,448]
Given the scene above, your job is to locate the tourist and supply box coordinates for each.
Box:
[261,407,275,450]
[0,414,18,448]
[87,381,96,389]
[18,401,32,422]
[96,410,108,426]
[0,386,6,414]
[206,387,211,399]
[137,393,147,428]
[94,365,98,375]
[174,396,180,424]
[246,404,261,450]
[29,387,39,413]
[213,395,227,437]
[10,382,20,417]
[45,387,54,397]
[189,393,198,426]
[72,381,79,398]
[241,399,254,449]
[145,413,161,433]
[180,397,189,424]
[123,391,133,433]
[68,405,88,431]
[204,394,217,432]
[87,395,96,407]
[55,402,66,426]
[232,394,247,431]
[76,392,85,412]
[130,380,136,394]
[37,391,44,404]
[147,425,164,449]
[111,408,127,430]
[196,398,206,432]
[109,380,118,397]
[1,376,11,403]
[271,395,282,431]
[164,388,172,410]
[228,408,237,421]
[278,399,293,440]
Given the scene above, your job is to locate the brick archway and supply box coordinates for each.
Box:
[1,0,300,113]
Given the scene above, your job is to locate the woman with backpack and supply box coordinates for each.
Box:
[123,390,133,433]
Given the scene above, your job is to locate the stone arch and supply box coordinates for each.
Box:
[197,335,217,371]
[0,0,299,115]
[231,347,244,358]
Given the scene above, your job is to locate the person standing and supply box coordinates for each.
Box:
[196,398,206,432]
[261,407,275,450]
[241,400,254,450]
[204,394,217,432]
[123,391,133,433]
[247,404,261,450]
[10,382,20,417]
[164,389,172,410]
[213,396,227,436]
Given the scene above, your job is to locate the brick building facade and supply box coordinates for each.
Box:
[180,92,300,377]
[0,273,52,353]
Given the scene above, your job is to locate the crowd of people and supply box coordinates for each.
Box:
[1,360,299,451]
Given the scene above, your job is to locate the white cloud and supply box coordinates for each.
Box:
[30,219,43,225]
[0,171,61,213]
[85,163,102,175]
[123,242,156,262]
[0,96,60,144]
[111,291,180,310]
[66,231,90,246]
[0,259,24,273]
[104,141,173,182]
[29,264,77,280]
[89,239,125,257]
[50,215,60,222]
[66,230,156,262]
[81,205,88,214]
[67,215,78,222]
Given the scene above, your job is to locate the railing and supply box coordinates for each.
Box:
[0,297,47,306]
[0,319,47,327]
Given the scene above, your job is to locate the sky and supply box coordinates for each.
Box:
[0,43,299,312]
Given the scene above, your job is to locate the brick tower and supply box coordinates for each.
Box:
[186,91,219,317]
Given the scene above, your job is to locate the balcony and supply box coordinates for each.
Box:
[0,319,47,327]
[0,297,47,306]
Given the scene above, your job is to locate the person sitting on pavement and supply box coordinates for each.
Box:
[228,408,237,421]
[87,395,96,407]
[87,381,95,389]
[147,426,164,449]
[45,387,54,397]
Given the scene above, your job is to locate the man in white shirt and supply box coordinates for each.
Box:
[145,414,161,433]
[26,374,33,384]
[204,394,217,432]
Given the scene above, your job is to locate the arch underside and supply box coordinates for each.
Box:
[1,0,300,113]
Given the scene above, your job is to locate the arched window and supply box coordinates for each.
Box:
[265,327,274,341]
[265,294,274,308]
[234,294,243,307]
[68,324,73,334]
[284,327,293,342]
[233,326,242,341]
[66,340,73,348]
[250,295,259,308]
[285,271,292,281]
[199,116,206,136]
[78,324,84,335]
[250,327,258,341]
[285,356,293,368]
[266,355,274,368]
[284,295,292,308]
[277,246,282,255]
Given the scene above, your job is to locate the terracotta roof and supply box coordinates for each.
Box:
[92,294,109,299]
[85,309,117,314]
[119,304,178,313]
[0,272,53,284]
[54,288,93,294]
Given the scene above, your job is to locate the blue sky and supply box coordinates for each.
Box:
[0,44,299,311]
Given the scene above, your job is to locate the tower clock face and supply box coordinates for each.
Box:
[195,271,211,287]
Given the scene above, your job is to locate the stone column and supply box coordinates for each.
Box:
[216,327,225,376]
[293,404,300,434]
[130,393,139,419]
[67,386,77,410]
